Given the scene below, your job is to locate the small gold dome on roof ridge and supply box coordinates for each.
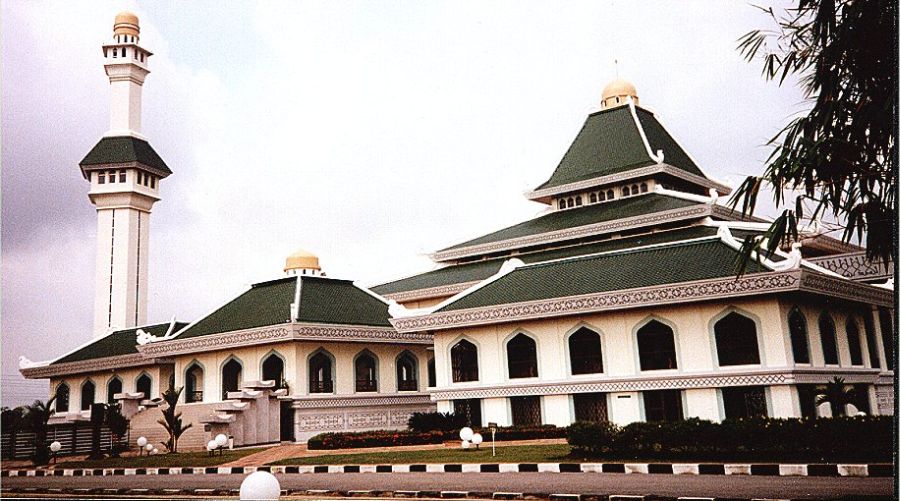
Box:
[284,248,321,273]
[114,11,140,38]
[601,78,639,109]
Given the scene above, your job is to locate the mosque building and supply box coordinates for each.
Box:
[20,12,894,449]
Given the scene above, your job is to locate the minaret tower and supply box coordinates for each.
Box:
[79,12,172,337]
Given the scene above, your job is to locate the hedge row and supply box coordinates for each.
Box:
[567,416,892,462]
[308,425,564,450]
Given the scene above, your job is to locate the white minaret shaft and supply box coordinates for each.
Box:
[81,12,171,338]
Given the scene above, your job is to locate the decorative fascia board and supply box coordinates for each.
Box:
[80,161,171,180]
[20,354,173,379]
[290,393,433,409]
[708,204,769,223]
[526,164,732,202]
[392,271,804,332]
[138,323,433,358]
[799,271,893,307]
[382,281,481,303]
[429,367,882,400]
[807,251,893,281]
[432,204,712,262]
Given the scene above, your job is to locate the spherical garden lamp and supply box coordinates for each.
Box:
[137,436,148,456]
[207,440,218,456]
[239,470,281,500]
[471,433,483,449]
[50,441,62,464]
[459,427,474,441]
[145,443,154,454]
[461,440,470,449]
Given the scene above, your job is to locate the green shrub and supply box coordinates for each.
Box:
[567,421,619,455]
[408,412,467,432]
[309,424,565,450]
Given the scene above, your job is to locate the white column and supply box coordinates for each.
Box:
[609,392,640,425]
[684,388,720,421]
[769,385,799,418]
[542,394,571,426]
[482,397,510,426]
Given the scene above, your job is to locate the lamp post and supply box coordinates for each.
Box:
[49,441,61,464]
[136,436,147,457]
[487,422,497,457]
[459,426,474,451]
[215,434,229,455]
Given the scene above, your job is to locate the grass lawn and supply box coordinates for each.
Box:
[270,444,575,465]
[55,447,264,469]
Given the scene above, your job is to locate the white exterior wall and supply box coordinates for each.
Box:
[49,365,169,417]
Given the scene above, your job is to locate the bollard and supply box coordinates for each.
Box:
[239,470,280,500]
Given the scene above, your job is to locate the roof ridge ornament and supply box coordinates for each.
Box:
[19,355,49,369]
[626,97,664,164]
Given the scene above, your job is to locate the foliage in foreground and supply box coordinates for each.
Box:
[407,411,467,433]
[157,386,192,453]
[308,425,565,450]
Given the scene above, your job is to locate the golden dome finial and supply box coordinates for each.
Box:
[601,78,638,109]
[113,11,140,39]
[284,248,322,276]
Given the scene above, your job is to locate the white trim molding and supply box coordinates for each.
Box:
[20,354,173,379]
[289,392,432,409]
[382,281,482,303]
[807,251,893,281]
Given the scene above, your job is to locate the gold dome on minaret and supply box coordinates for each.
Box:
[113,11,140,38]
[601,78,639,109]
[284,249,321,274]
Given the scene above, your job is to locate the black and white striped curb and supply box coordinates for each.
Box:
[1,462,892,477]
[0,487,894,501]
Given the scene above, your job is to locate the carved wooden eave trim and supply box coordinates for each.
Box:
[798,271,893,306]
[382,281,481,303]
[392,271,803,332]
[432,204,712,262]
[138,323,433,358]
[20,354,173,379]
[525,164,732,203]
[429,367,882,400]
[290,392,433,409]
[807,251,893,281]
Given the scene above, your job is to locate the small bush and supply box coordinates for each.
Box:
[308,424,565,450]
[567,421,619,455]
[408,412,466,432]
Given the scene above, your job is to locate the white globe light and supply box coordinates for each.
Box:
[215,434,229,447]
[461,440,470,449]
[150,448,158,455]
[471,433,483,445]
[239,470,281,501]
[459,427,474,441]
[49,441,62,453]
[136,436,148,447]
[145,443,154,452]
[207,440,218,451]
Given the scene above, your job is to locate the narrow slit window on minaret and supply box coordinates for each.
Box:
[113,48,117,58]
[150,176,156,189]
[98,172,105,184]
[640,182,648,193]
[122,48,127,57]
[118,170,126,183]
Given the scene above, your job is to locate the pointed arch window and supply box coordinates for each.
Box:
[568,327,603,375]
[262,353,285,388]
[136,373,152,399]
[863,312,881,368]
[107,377,123,404]
[622,186,631,196]
[846,317,864,366]
[598,191,606,201]
[222,358,243,399]
[559,199,567,209]
[451,339,479,382]
[55,383,70,413]
[878,307,894,370]
[396,352,418,391]
[788,308,810,364]
[637,320,677,370]
[589,193,597,204]
[427,358,436,387]
[309,351,334,393]
[355,352,378,392]
[819,313,839,365]
[81,380,96,411]
[507,333,538,378]
[714,312,760,366]
[640,183,648,193]
[606,189,614,200]
[185,363,204,402]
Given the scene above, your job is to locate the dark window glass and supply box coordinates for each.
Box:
[606,190,614,199]
[510,396,542,426]
[598,191,606,201]
[98,172,106,184]
[135,374,152,399]
[118,170,126,183]
[81,381,96,411]
[643,389,682,422]
[222,359,242,399]
[574,196,582,206]
[637,320,677,370]
[309,352,334,393]
[714,312,760,366]
[507,333,538,378]
[863,312,881,368]
[355,352,378,392]
[623,186,631,196]
[852,384,871,414]
[451,340,479,382]
[262,354,285,387]
[55,384,70,412]
[569,327,603,374]
[559,199,566,209]
[107,378,123,404]
[150,176,156,189]
[185,364,204,402]
[846,318,863,366]
[878,308,894,370]
[427,358,436,387]
[453,398,482,427]
[797,384,818,418]
[589,193,597,203]
[573,393,608,422]
[819,314,839,364]
[789,308,810,364]
[640,183,648,193]
[722,386,768,419]
[396,353,417,391]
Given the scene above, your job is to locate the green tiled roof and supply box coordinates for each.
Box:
[535,106,703,191]
[375,226,762,296]
[175,276,391,340]
[439,194,701,253]
[80,136,172,175]
[438,239,768,312]
[53,322,186,364]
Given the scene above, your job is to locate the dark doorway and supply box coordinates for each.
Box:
[222,359,243,399]
[280,401,295,442]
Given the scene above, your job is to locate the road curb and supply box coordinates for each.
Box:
[0,462,891,478]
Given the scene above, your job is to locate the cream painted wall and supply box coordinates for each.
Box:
[49,364,169,415]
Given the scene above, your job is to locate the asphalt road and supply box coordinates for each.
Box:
[2,472,893,499]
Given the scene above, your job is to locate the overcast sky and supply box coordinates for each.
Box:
[2,0,803,405]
